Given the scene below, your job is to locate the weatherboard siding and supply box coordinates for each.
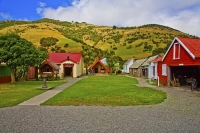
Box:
[163,41,200,66]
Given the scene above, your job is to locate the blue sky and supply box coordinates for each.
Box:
[0,0,73,20]
[0,0,200,37]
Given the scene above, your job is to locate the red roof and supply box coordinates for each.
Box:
[150,57,163,62]
[178,37,200,58]
[162,37,200,60]
[48,53,82,63]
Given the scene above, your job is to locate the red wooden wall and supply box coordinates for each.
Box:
[163,41,200,66]
[158,40,200,85]
[27,67,35,79]
[0,76,11,83]
[157,62,168,85]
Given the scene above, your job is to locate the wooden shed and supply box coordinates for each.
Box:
[129,58,147,77]
[88,60,110,74]
[39,60,60,79]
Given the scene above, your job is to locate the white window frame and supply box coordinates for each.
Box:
[162,64,167,76]
[173,43,180,59]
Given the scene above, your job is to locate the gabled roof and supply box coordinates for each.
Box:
[48,53,82,63]
[141,55,158,66]
[124,58,133,65]
[130,58,147,69]
[39,60,60,70]
[49,61,60,70]
[89,60,110,72]
[162,37,200,61]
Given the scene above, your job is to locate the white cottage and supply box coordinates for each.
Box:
[141,55,158,78]
[122,58,135,73]
[149,57,163,80]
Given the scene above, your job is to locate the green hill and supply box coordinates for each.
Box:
[0,18,198,60]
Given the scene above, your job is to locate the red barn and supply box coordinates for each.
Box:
[155,37,200,86]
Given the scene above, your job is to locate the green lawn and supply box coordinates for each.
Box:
[43,76,167,106]
[0,80,66,108]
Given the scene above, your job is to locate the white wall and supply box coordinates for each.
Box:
[148,62,158,79]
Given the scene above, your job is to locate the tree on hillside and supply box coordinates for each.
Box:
[81,44,105,74]
[34,49,48,80]
[39,37,66,53]
[93,47,104,60]
[152,48,166,56]
[113,25,117,30]
[104,49,119,73]
[40,37,59,47]
[81,44,95,75]
[0,33,48,83]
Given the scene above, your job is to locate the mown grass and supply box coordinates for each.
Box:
[0,80,66,108]
[43,76,167,106]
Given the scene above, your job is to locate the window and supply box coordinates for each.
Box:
[173,43,180,59]
[153,66,155,76]
[162,64,167,76]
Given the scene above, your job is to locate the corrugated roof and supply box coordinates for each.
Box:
[124,58,133,65]
[130,58,147,68]
[162,37,200,60]
[49,61,60,70]
[178,37,200,58]
[141,55,158,66]
[151,57,163,62]
[48,53,82,63]
[39,60,60,70]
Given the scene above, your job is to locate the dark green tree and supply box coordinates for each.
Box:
[81,44,95,74]
[113,25,117,30]
[104,49,119,73]
[40,37,58,47]
[0,33,48,83]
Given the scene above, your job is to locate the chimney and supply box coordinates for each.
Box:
[133,56,136,63]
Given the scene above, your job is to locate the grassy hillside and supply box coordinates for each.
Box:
[0,19,198,60]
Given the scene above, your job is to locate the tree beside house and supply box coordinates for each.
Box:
[0,33,48,83]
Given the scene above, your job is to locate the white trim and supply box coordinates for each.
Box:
[162,37,195,61]
[177,38,195,59]
[162,64,167,76]
[173,43,180,59]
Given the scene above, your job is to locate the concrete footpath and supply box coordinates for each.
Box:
[19,77,83,106]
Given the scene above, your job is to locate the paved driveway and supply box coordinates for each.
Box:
[0,77,200,133]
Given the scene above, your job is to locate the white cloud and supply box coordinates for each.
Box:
[0,12,12,19]
[37,2,47,14]
[36,7,43,14]
[39,2,46,7]
[37,0,200,37]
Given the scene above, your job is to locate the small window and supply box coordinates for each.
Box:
[173,43,180,59]
[162,64,167,76]
[153,66,155,76]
